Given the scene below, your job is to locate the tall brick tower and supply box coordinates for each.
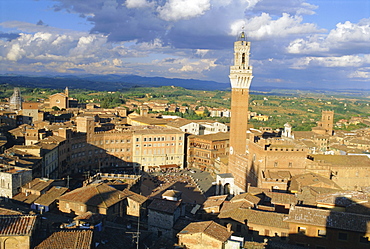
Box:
[320,110,334,135]
[229,30,253,156]
[225,29,254,194]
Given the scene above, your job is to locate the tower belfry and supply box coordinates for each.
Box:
[229,29,253,156]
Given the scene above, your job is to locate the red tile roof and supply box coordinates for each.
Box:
[148,198,181,214]
[203,195,228,209]
[34,186,69,206]
[35,230,93,249]
[179,220,232,242]
[22,178,55,192]
[0,215,37,236]
[285,206,370,233]
[0,207,22,215]
[121,188,148,204]
[58,183,124,208]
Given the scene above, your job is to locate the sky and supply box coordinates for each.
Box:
[0,0,369,90]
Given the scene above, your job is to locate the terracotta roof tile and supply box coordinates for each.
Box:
[0,215,37,236]
[35,230,93,249]
[0,207,22,215]
[264,192,297,205]
[219,208,289,229]
[22,178,55,192]
[121,188,147,204]
[203,195,228,209]
[58,183,124,208]
[311,155,370,167]
[231,193,261,205]
[34,186,69,206]
[285,206,370,233]
[290,172,341,192]
[179,221,232,242]
[12,193,40,204]
[148,198,181,214]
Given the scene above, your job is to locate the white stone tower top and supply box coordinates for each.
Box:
[229,28,253,89]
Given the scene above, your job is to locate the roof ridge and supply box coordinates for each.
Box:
[95,183,108,208]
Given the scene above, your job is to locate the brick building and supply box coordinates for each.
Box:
[0,215,38,249]
[187,132,229,176]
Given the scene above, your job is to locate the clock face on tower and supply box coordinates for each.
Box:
[230,146,234,155]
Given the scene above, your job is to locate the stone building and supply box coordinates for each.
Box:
[12,178,58,207]
[0,165,32,198]
[305,155,370,191]
[21,102,43,124]
[218,205,289,242]
[177,220,233,249]
[120,188,147,219]
[49,92,69,110]
[285,205,370,249]
[58,182,126,218]
[147,198,184,239]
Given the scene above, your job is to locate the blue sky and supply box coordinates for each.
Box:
[0,0,369,89]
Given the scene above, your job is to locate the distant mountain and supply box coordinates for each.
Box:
[0,74,231,91]
[0,74,369,98]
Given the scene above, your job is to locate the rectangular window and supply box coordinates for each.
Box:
[264,229,270,236]
[298,227,306,235]
[318,229,326,238]
[338,232,348,241]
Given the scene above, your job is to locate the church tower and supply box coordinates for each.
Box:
[229,29,253,156]
[320,110,334,135]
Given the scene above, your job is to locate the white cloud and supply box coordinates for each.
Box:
[195,49,209,57]
[287,19,370,55]
[168,58,216,74]
[230,13,322,40]
[291,54,370,69]
[349,69,370,79]
[125,0,154,9]
[157,0,211,21]
[6,43,26,61]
